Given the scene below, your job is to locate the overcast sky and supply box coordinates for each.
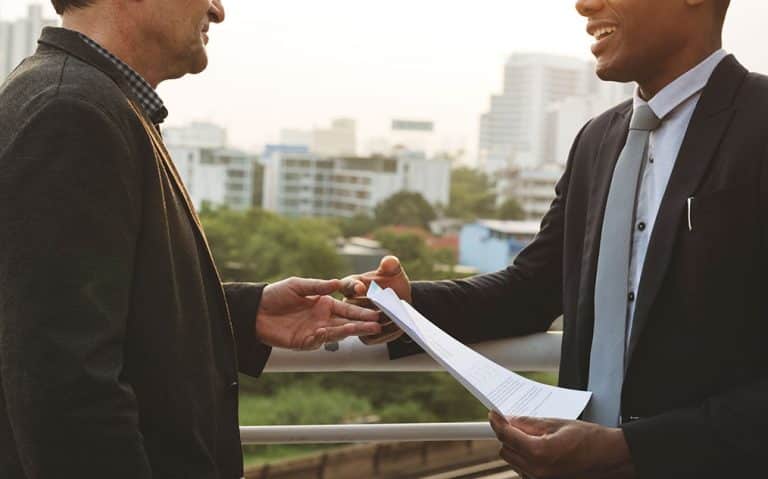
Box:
[4,1,767,159]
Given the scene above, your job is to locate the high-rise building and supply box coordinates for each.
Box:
[262,148,450,219]
[279,118,357,157]
[164,123,256,211]
[163,122,227,150]
[0,5,57,81]
[478,53,634,174]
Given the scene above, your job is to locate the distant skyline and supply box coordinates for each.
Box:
[4,1,768,163]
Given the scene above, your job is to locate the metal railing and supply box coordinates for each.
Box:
[241,332,562,444]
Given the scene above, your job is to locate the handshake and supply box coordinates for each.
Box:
[254,256,409,350]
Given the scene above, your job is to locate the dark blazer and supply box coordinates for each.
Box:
[392,55,768,478]
[0,28,272,478]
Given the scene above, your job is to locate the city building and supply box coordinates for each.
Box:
[544,82,636,167]
[280,118,357,157]
[164,122,257,211]
[459,220,540,274]
[261,147,451,218]
[501,163,565,220]
[478,53,634,174]
[365,119,437,158]
[0,4,57,81]
[163,122,227,149]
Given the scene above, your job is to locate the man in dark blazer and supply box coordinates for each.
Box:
[344,0,768,477]
[0,1,382,478]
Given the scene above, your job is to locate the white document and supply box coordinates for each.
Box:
[368,282,591,419]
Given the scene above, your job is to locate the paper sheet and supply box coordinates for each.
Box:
[368,282,591,419]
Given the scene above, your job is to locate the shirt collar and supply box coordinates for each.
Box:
[633,49,728,120]
[77,32,168,124]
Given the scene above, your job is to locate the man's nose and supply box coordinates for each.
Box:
[575,0,604,17]
[209,0,225,23]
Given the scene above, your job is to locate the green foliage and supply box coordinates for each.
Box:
[372,228,456,281]
[374,191,437,229]
[198,206,345,282]
[447,167,497,220]
[497,198,526,220]
[337,213,378,238]
[239,386,372,426]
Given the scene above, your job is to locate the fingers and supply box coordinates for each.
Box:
[507,416,556,436]
[499,446,534,477]
[378,255,403,276]
[306,321,382,348]
[330,297,381,322]
[489,412,536,456]
[339,276,368,298]
[290,278,342,297]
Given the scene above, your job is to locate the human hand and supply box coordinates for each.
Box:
[339,255,412,303]
[488,412,636,479]
[255,277,382,351]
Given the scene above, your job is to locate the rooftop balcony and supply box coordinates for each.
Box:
[241,332,561,478]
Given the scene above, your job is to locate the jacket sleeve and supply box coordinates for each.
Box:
[389,122,589,359]
[0,96,152,477]
[223,282,273,377]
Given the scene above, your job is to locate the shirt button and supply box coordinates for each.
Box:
[638,222,646,232]
[628,292,636,302]
[649,156,655,164]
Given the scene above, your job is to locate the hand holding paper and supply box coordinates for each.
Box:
[367,281,591,419]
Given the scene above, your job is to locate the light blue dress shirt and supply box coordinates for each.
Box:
[626,49,728,340]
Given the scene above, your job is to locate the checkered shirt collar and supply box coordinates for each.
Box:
[78,33,168,124]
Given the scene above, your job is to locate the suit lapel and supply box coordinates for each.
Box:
[127,100,237,337]
[626,56,748,364]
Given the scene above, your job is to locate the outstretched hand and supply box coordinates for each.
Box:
[340,255,412,303]
[255,277,382,351]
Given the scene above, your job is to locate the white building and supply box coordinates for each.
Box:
[163,122,226,150]
[164,123,255,211]
[1,5,57,81]
[366,119,437,158]
[262,147,451,218]
[544,82,635,167]
[502,163,565,220]
[279,118,357,157]
[478,53,634,174]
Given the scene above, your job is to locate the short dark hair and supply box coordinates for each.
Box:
[50,0,95,15]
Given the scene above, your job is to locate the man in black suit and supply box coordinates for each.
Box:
[0,1,382,478]
[344,0,768,477]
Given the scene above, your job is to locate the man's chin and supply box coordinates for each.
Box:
[595,61,632,83]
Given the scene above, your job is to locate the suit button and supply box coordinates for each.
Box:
[229,381,239,390]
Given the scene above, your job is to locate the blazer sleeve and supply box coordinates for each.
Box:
[389,122,589,359]
[0,97,152,477]
[223,282,273,377]
[621,140,768,478]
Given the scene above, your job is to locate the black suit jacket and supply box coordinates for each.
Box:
[392,55,768,477]
[0,28,272,478]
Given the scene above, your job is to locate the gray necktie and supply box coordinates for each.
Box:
[583,105,661,427]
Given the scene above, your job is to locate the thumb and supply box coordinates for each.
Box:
[378,256,403,276]
[290,278,341,297]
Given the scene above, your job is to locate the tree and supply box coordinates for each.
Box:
[198,206,345,282]
[337,213,378,238]
[447,167,497,220]
[497,197,526,220]
[374,191,436,229]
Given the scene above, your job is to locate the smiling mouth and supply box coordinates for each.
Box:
[593,26,617,41]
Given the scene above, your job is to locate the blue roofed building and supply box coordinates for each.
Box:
[459,220,541,274]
